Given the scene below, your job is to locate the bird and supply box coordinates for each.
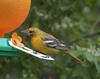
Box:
[21,27,82,63]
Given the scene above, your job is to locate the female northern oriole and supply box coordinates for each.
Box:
[21,27,81,63]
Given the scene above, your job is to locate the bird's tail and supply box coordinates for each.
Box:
[64,51,82,63]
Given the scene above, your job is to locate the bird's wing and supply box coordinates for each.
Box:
[42,35,67,50]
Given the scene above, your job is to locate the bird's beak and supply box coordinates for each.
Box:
[21,29,34,37]
[21,29,29,35]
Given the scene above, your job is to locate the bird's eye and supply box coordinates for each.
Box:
[29,31,33,33]
[29,30,34,37]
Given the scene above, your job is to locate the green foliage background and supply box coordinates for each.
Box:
[0,0,100,79]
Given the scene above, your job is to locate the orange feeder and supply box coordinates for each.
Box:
[0,0,31,37]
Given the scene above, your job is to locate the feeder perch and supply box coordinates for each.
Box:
[0,38,54,60]
[0,38,19,56]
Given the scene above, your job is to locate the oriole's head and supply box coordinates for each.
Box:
[21,27,43,37]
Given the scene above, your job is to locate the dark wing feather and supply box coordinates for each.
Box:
[42,35,67,50]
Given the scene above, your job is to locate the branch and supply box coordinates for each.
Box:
[69,31,100,45]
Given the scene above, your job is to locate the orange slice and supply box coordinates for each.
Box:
[11,32,24,48]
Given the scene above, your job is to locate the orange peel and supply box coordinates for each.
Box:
[11,32,24,48]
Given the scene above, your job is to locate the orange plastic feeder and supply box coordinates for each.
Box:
[0,0,31,37]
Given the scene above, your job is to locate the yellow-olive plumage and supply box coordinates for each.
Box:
[22,27,81,63]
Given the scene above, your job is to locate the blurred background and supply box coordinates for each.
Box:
[0,0,100,79]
